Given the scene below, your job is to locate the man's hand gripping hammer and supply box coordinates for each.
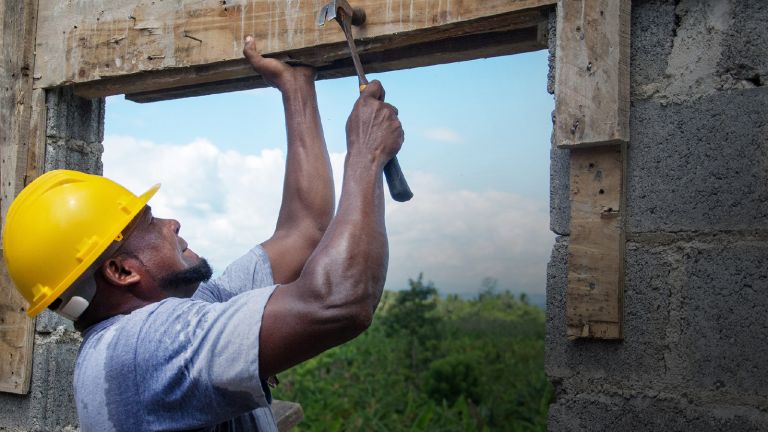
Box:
[317,0,414,202]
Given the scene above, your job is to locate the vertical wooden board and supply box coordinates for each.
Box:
[566,146,624,339]
[0,251,35,394]
[24,89,47,186]
[554,0,630,148]
[0,0,42,394]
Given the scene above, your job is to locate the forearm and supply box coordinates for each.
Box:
[276,78,335,235]
[300,155,388,322]
[257,79,401,377]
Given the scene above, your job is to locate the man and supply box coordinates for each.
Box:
[1,36,404,431]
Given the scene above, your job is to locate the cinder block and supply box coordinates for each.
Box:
[627,88,768,233]
[31,337,80,431]
[546,238,671,387]
[45,137,104,174]
[717,1,768,84]
[36,310,75,334]
[46,87,105,144]
[549,392,768,432]
[630,0,677,99]
[663,238,768,399]
[549,147,570,235]
[546,10,556,96]
[0,333,80,431]
[0,389,33,430]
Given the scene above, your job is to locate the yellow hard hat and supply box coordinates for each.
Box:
[2,170,159,317]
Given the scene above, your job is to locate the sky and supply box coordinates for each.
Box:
[102,50,555,298]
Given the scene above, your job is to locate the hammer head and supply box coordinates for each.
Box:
[317,0,366,27]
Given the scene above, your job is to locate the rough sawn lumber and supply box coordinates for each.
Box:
[33,0,555,100]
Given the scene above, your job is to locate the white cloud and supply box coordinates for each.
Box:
[103,135,290,272]
[422,127,463,143]
[384,173,553,296]
[103,135,552,296]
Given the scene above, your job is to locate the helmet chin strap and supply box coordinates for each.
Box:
[51,240,124,322]
[54,271,98,321]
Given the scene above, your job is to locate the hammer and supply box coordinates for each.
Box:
[318,0,413,202]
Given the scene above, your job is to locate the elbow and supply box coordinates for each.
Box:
[302,268,377,338]
[345,304,374,335]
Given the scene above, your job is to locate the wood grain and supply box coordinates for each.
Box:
[566,146,624,340]
[554,0,630,148]
[0,0,43,395]
[34,0,555,97]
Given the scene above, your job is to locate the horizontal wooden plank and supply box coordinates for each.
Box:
[566,146,624,340]
[34,0,555,97]
[126,22,546,102]
[554,0,630,148]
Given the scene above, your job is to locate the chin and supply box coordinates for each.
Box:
[159,259,213,297]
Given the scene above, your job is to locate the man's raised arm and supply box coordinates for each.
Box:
[243,37,335,285]
[259,80,403,378]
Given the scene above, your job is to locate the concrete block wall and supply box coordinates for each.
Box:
[546,0,768,430]
[0,88,104,431]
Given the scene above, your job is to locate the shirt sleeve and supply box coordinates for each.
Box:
[193,244,275,303]
[134,285,278,430]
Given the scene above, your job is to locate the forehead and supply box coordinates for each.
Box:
[124,206,153,238]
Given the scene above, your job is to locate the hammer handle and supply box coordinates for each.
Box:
[359,83,413,202]
[383,156,413,202]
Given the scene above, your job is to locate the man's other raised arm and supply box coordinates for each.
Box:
[259,81,403,378]
[243,37,335,285]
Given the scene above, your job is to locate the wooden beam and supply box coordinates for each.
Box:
[127,22,547,102]
[34,0,555,98]
[272,399,304,431]
[555,0,630,340]
[554,0,630,148]
[0,0,45,394]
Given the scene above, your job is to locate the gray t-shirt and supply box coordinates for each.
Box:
[74,245,279,432]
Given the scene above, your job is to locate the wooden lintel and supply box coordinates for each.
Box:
[554,0,630,148]
[34,0,555,98]
[126,23,546,103]
[0,0,45,395]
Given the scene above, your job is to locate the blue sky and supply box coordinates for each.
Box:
[103,50,554,297]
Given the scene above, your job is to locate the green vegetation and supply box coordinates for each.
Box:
[272,275,552,431]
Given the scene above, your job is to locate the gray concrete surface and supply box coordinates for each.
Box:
[547,0,768,430]
[0,88,102,432]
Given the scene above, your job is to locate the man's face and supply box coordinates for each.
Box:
[121,207,212,298]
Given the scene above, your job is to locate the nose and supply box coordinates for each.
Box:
[165,218,181,235]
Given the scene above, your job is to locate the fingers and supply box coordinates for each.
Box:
[361,80,385,101]
[243,35,266,67]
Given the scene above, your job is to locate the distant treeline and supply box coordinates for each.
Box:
[273,275,552,431]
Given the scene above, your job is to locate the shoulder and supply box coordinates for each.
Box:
[194,245,275,302]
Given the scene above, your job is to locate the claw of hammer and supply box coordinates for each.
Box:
[316,0,366,27]
[317,0,369,91]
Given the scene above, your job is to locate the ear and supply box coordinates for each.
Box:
[101,255,142,287]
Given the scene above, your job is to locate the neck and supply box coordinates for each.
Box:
[75,282,153,332]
